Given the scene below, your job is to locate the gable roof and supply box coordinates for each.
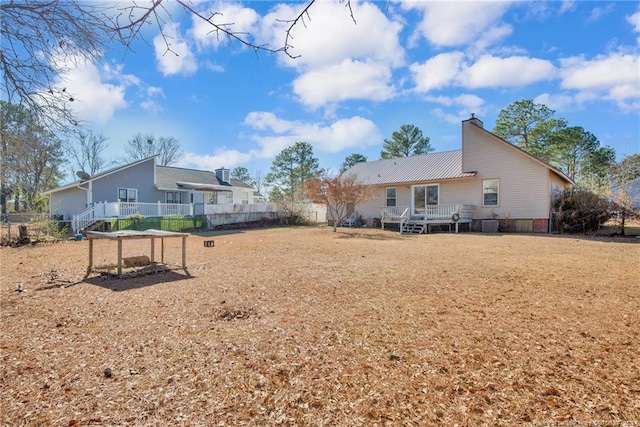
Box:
[45,156,257,195]
[156,165,254,191]
[464,118,574,185]
[44,156,157,195]
[344,150,476,185]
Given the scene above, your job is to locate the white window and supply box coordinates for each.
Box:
[225,192,233,204]
[483,179,499,206]
[242,192,250,204]
[386,187,397,207]
[117,188,137,203]
[166,191,180,203]
[413,184,439,216]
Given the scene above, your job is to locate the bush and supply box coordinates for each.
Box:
[553,188,611,233]
[111,215,206,232]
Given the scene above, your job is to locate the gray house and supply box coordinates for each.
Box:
[345,117,574,233]
[45,156,261,232]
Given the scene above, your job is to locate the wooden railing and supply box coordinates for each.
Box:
[421,204,474,222]
[379,204,476,233]
[380,206,409,230]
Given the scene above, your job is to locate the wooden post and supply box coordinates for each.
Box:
[150,237,155,263]
[88,237,94,274]
[182,235,186,269]
[117,238,123,277]
[18,225,28,243]
[161,238,165,263]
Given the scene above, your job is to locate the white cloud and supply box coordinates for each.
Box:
[180,150,253,171]
[260,1,404,70]
[204,62,225,73]
[178,113,382,171]
[628,9,640,44]
[628,10,640,32]
[432,108,470,125]
[191,2,260,49]
[586,3,615,23]
[56,58,128,123]
[410,52,465,92]
[425,94,485,111]
[154,23,198,76]
[469,24,513,55]
[292,59,395,108]
[139,85,165,113]
[459,55,556,88]
[254,1,403,108]
[402,1,512,48]
[412,53,556,92]
[244,112,382,157]
[534,93,579,112]
[244,112,298,133]
[559,1,576,15]
[426,95,486,124]
[559,53,640,112]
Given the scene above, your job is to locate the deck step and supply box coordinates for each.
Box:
[401,223,426,234]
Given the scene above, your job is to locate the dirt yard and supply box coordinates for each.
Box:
[1,226,638,426]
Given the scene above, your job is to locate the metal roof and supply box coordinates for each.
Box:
[344,150,476,185]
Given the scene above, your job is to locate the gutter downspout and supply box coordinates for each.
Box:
[76,181,92,208]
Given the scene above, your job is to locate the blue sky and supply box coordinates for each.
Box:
[62,0,639,180]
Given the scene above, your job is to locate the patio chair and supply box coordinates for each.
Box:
[340,210,358,227]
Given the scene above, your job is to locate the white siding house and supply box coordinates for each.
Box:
[344,117,574,233]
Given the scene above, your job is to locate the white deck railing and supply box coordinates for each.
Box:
[420,204,474,222]
[381,206,409,230]
[380,204,475,232]
[72,202,194,232]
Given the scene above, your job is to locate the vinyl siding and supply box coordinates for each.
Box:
[91,159,165,203]
[355,180,476,220]
[462,121,551,219]
[49,185,88,221]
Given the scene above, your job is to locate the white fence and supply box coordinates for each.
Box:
[72,201,328,232]
[205,203,327,227]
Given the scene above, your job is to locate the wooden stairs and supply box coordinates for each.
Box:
[401,222,426,234]
[83,219,111,233]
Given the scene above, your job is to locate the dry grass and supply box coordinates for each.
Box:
[1,226,639,426]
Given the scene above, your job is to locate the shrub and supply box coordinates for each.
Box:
[553,188,611,233]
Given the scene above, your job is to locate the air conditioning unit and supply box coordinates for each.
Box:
[482,220,499,233]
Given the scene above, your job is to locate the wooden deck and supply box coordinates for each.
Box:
[380,205,475,234]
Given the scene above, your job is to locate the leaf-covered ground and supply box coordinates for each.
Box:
[1,227,638,426]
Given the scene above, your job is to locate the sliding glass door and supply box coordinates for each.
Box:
[412,184,439,217]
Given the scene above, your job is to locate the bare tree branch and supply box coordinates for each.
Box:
[0,0,110,131]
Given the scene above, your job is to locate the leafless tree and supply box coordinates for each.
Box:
[252,169,266,198]
[0,0,110,131]
[69,131,110,176]
[111,0,354,59]
[125,133,184,166]
[1,0,354,131]
[305,171,372,232]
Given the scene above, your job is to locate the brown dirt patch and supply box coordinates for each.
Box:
[1,226,639,426]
